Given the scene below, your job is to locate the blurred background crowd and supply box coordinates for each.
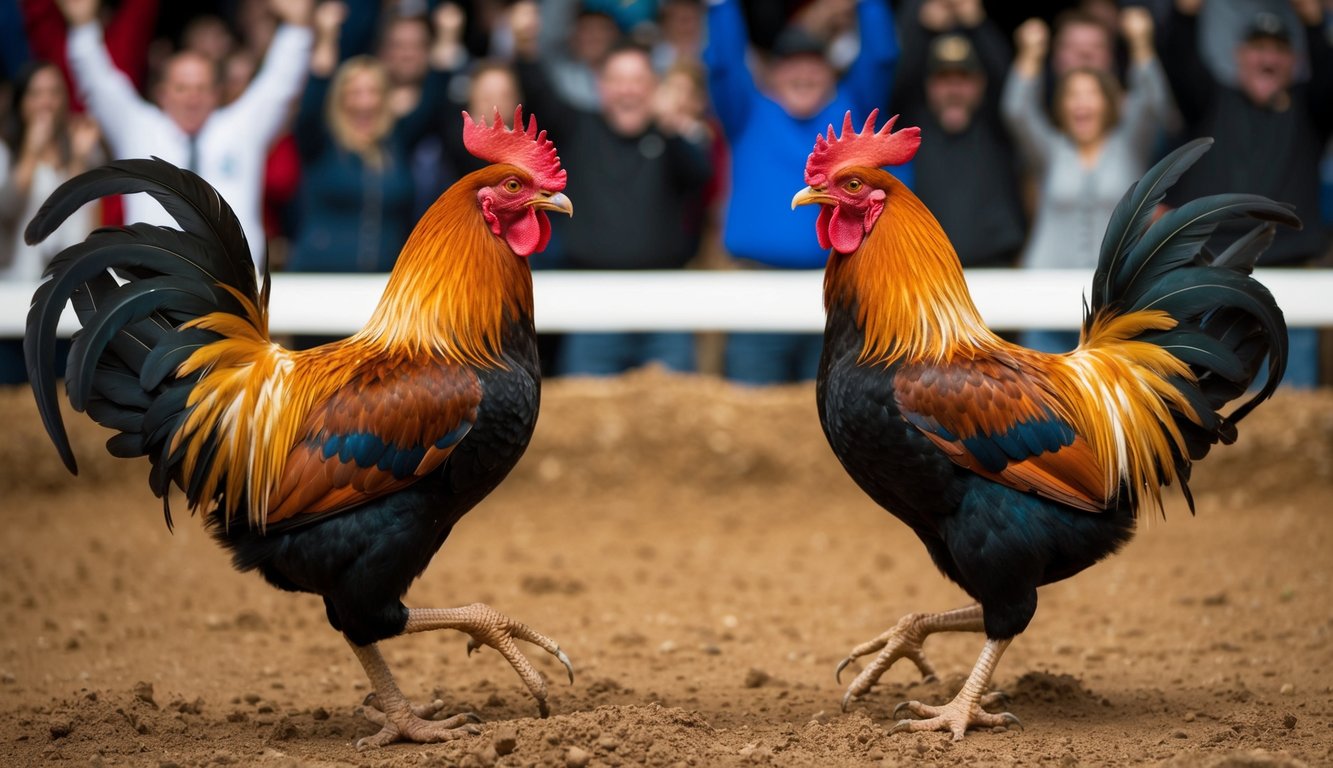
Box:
[0,0,1330,385]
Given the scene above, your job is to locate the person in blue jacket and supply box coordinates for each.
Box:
[705,0,910,385]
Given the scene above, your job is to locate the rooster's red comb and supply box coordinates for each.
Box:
[461,105,567,191]
[804,110,921,187]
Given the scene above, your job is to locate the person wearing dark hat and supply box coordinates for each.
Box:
[894,0,1024,270]
[704,0,906,385]
[1161,0,1331,387]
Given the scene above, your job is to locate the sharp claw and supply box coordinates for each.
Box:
[834,657,851,684]
[464,712,483,724]
[557,649,575,684]
[888,719,915,736]
[840,689,853,712]
[466,637,480,657]
[892,700,916,719]
[922,673,939,684]
[362,692,379,709]
[1000,712,1023,731]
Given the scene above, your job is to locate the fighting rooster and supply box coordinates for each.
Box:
[793,112,1295,739]
[25,108,574,747]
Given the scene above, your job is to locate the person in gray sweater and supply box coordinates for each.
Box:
[1002,7,1173,353]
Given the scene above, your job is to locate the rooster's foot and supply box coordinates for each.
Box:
[404,603,574,718]
[888,698,1022,741]
[838,604,984,710]
[355,703,482,749]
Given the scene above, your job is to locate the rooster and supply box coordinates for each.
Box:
[792,112,1296,739]
[24,107,575,748]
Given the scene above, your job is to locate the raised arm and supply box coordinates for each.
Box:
[842,0,899,113]
[1001,18,1058,173]
[103,0,158,87]
[511,1,578,141]
[62,3,160,150]
[1117,7,1172,155]
[1292,0,1332,133]
[703,0,759,135]
[393,5,468,150]
[224,0,314,147]
[1158,0,1212,125]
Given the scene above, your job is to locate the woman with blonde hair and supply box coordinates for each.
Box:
[286,2,455,274]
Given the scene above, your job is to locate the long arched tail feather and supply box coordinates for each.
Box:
[24,158,263,528]
[1083,139,1299,508]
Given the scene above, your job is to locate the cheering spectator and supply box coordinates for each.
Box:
[705,0,903,384]
[0,61,101,382]
[1003,8,1173,353]
[55,0,312,271]
[1160,0,1331,387]
[21,0,159,112]
[531,0,621,110]
[516,18,713,375]
[285,0,453,275]
[896,0,1024,268]
[652,0,705,72]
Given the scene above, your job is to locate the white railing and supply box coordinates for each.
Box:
[2,269,1331,336]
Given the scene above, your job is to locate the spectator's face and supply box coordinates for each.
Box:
[1052,21,1113,76]
[381,19,431,86]
[1236,38,1295,106]
[656,70,705,122]
[572,13,620,67]
[599,50,657,136]
[184,16,235,64]
[1056,71,1110,145]
[767,55,835,120]
[469,69,521,123]
[158,54,220,135]
[21,66,67,126]
[659,1,704,56]
[925,70,984,134]
[340,68,389,143]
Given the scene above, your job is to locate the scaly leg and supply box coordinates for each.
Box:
[349,640,483,749]
[888,637,1021,741]
[838,604,984,710]
[402,603,574,718]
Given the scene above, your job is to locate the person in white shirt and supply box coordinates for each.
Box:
[56,0,314,272]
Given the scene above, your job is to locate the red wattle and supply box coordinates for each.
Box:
[505,209,550,257]
[815,205,833,250]
[828,204,866,254]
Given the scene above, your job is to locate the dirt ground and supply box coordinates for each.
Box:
[0,370,1330,768]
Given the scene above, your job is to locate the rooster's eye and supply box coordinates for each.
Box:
[845,179,863,193]
[504,179,522,193]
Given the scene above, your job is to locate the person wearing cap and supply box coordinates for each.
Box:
[704,0,905,385]
[894,0,1023,269]
[1161,0,1331,387]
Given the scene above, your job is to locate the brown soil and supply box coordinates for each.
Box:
[1,370,1330,767]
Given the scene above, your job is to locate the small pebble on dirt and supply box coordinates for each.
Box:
[744,669,770,688]
[1282,714,1298,730]
[565,745,591,768]
[242,692,261,705]
[1172,729,1188,739]
[493,724,518,755]
[133,681,156,707]
[47,716,73,740]
[310,707,329,721]
[1279,683,1294,695]
[1183,712,1196,722]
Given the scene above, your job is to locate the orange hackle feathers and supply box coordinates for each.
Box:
[804,110,921,187]
[462,106,566,192]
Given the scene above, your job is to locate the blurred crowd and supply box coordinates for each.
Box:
[0,0,1330,385]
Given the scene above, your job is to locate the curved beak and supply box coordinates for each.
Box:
[529,191,574,217]
[791,186,835,210]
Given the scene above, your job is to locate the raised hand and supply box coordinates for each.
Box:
[1120,6,1156,61]
[1014,18,1049,75]
[55,0,98,26]
[69,115,102,168]
[312,0,347,38]
[269,0,313,26]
